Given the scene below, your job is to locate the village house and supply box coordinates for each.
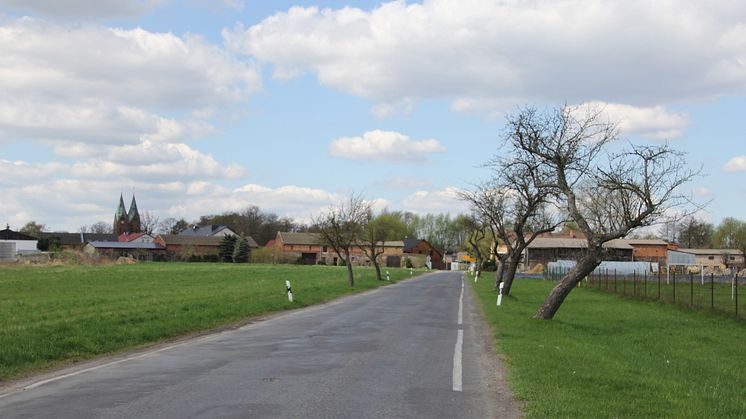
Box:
[272,231,414,267]
[676,248,745,272]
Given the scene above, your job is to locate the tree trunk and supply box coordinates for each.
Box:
[533,251,602,319]
[345,250,355,287]
[373,259,382,281]
[495,260,505,289]
[501,257,520,296]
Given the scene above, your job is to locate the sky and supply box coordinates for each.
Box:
[0,0,744,233]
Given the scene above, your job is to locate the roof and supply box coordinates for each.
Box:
[179,225,234,236]
[380,241,405,248]
[277,232,321,246]
[622,239,669,246]
[86,241,164,250]
[527,237,634,250]
[403,238,423,252]
[157,235,223,246]
[156,235,259,248]
[118,232,150,242]
[0,228,37,241]
[678,248,744,256]
[39,232,118,245]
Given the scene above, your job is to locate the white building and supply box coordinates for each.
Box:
[0,226,39,254]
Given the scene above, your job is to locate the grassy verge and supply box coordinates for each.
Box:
[0,263,418,381]
[471,276,746,418]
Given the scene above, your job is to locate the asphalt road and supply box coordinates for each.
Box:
[0,271,519,418]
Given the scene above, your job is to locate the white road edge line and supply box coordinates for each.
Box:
[453,329,463,392]
[458,279,464,326]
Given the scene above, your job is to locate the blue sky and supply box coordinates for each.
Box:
[0,0,744,232]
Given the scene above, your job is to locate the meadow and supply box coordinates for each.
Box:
[471,276,746,418]
[0,263,415,381]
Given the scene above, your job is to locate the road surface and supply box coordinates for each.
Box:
[0,271,519,418]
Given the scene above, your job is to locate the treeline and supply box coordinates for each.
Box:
[162,206,474,251]
[658,216,746,250]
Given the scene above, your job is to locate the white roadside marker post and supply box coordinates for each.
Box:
[497,281,504,306]
[386,270,391,281]
[286,280,293,303]
[410,268,413,276]
[474,271,479,283]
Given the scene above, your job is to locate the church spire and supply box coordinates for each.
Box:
[127,194,142,233]
[114,194,130,235]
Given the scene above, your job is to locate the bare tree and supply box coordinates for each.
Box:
[89,221,113,234]
[315,194,370,287]
[140,211,159,236]
[505,105,699,319]
[459,162,559,296]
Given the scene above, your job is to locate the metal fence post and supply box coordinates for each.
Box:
[614,270,617,293]
[658,269,661,300]
[644,271,648,298]
[710,273,714,310]
[736,273,739,318]
[673,271,676,304]
[690,272,694,307]
[633,271,637,297]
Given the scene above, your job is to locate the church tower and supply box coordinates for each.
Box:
[114,194,129,235]
[113,194,143,235]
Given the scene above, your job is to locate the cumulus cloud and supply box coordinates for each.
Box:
[329,130,446,162]
[228,0,746,118]
[0,16,259,228]
[588,102,690,140]
[402,187,469,214]
[723,155,746,172]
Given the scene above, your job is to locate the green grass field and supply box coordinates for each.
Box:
[471,276,746,418]
[0,263,416,381]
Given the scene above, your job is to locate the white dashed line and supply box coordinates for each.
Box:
[453,329,463,392]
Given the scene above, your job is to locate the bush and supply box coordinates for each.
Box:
[404,257,414,269]
[481,259,497,272]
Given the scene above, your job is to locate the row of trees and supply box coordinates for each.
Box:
[459,104,701,319]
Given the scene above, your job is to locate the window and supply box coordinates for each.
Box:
[730,256,735,261]
[708,256,714,260]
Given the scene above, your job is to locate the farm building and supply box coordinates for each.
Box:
[154,234,258,261]
[83,241,165,261]
[272,232,413,267]
[0,227,39,255]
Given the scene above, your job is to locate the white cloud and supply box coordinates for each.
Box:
[402,187,469,215]
[329,130,446,162]
[723,155,746,172]
[586,102,690,140]
[230,0,746,117]
[0,0,167,18]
